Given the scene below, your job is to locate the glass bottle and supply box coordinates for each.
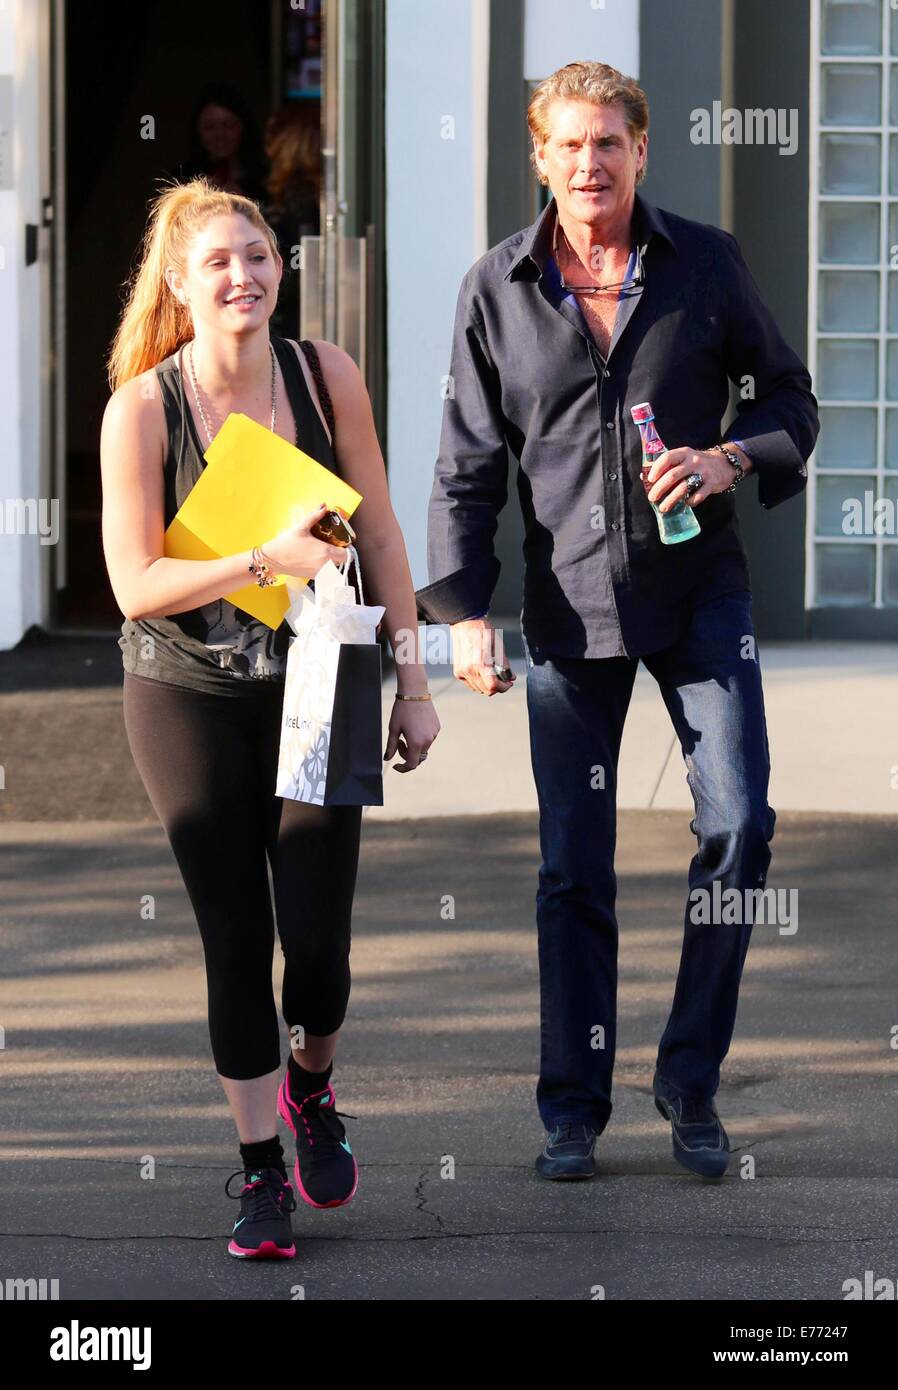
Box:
[630,401,701,545]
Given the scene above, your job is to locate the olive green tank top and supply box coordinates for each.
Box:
[118,335,337,697]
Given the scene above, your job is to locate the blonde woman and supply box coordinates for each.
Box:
[101,178,438,1258]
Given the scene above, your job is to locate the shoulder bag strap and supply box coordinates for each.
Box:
[298,339,336,446]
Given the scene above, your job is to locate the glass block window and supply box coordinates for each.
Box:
[810,0,898,606]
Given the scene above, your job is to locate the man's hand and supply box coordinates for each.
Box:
[645,445,750,509]
[450,617,516,696]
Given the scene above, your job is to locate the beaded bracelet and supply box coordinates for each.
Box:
[712,444,746,493]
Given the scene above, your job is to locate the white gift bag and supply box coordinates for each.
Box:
[275,546,386,806]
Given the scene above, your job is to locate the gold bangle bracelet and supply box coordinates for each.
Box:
[395,692,432,701]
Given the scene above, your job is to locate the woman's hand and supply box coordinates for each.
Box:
[262,502,348,579]
[384,697,440,772]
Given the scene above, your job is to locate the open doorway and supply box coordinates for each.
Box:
[54,0,383,632]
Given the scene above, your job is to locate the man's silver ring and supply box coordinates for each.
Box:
[419,751,428,761]
[685,471,703,497]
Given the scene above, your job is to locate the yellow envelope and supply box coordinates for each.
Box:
[164,412,363,628]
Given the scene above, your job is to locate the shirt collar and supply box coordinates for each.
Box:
[504,190,677,282]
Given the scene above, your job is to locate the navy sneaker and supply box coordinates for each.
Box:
[653,1072,730,1179]
[277,1071,359,1208]
[225,1166,297,1259]
[535,1120,598,1180]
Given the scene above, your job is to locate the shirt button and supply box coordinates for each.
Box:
[608,471,617,481]
[603,369,611,378]
[610,521,620,531]
[605,420,615,431]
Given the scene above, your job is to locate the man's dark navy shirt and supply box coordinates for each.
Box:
[416,192,819,660]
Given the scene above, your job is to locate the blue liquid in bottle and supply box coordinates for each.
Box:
[630,401,700,545]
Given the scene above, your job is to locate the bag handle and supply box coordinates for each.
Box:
[338,544,366,606]
[298,343,370,616]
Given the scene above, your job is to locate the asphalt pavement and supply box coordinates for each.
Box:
[0,629,896,1299]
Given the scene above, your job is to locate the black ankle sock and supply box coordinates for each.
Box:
[288,1053,333,1095]
[239,1134,287,1181]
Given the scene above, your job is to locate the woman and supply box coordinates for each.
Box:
[179,83,268,203]
[101,177,439,1260]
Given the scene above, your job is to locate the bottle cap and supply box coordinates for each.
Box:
[630,402,654,424]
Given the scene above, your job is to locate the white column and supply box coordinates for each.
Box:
[385,0,640,589]
[0,0,48,649]
[524,0,640,81]
[385,0,489,588]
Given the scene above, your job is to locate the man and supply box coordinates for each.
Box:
[415,62,818,1181]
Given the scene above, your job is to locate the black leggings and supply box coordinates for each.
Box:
[122,670,362,1080]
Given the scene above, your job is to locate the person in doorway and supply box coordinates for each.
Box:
[262,102,322,339]
[417,62,818,1181]
[101,177,439,1257]
[178,83,269,204]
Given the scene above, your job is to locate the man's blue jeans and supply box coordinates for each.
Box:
[523,591,776,1134]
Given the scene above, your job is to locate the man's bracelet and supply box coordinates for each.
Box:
[712,444,746,492]
[395,692,432,701]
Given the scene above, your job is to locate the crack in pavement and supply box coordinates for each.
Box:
[1,1225,892,1244]
[0,1154,811,1171]
[414,1165,444,1232]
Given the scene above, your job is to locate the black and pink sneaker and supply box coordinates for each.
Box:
[277,1071,359,1209]
[225,1167,297,1259]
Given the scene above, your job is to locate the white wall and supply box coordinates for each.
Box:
[385,0,489,588]
[0,0,46,649]
[524,0,640,81]
[385,0,640,589]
